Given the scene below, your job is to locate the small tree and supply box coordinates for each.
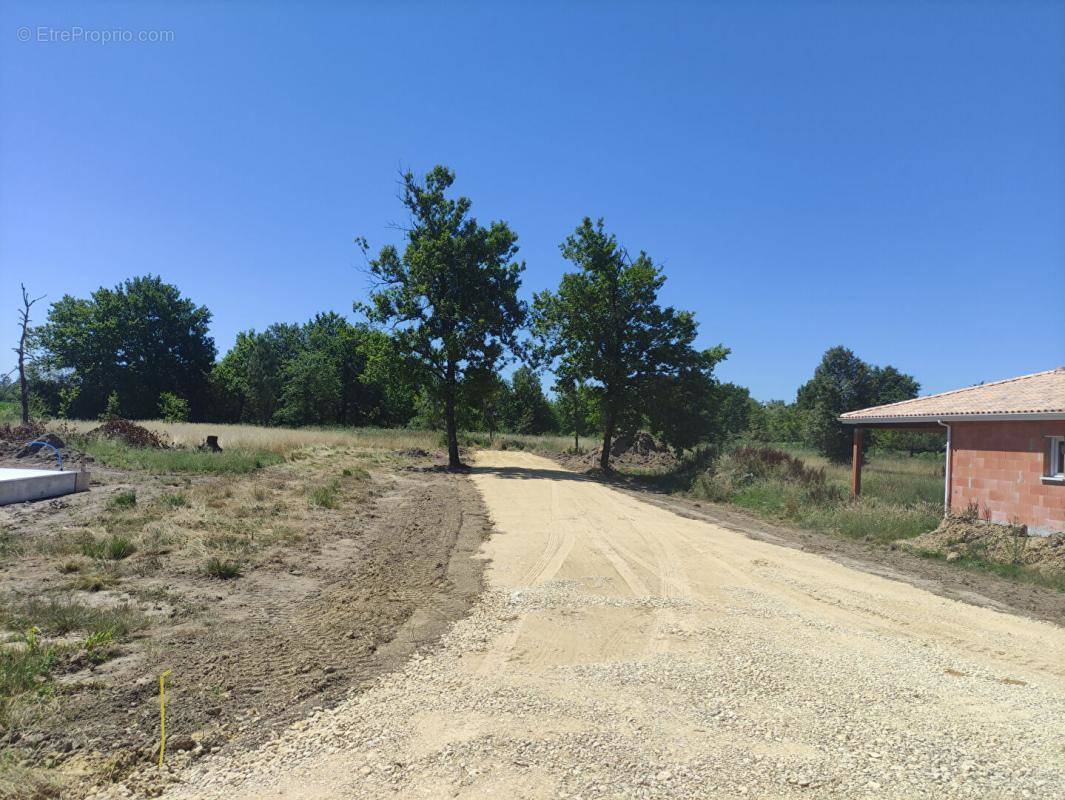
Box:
[158,392,190,422]
[534,218,724,470]
[13,284,45,424]
[358,166,526,468]
[795,347,920,462]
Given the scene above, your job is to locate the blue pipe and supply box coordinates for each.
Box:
[23,439,63,471]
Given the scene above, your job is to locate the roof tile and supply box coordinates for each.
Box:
[840,368,1065,422]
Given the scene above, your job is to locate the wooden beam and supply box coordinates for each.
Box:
[851,427,863,498]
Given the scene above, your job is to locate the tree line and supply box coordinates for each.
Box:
[8,165,938,467]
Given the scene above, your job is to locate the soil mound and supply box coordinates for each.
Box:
[564,431,678,471]
[88,418,169,448]
[0,422,91,467]
[0,420,47,444]
[900,516,1065,577]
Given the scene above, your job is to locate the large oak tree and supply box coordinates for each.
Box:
[358,166,525,468]
[533,218,726,470]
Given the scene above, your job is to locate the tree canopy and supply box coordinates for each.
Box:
[35,275,216,419]
[533,218,727,469]
[358,166,526,467]
[796,346,922,461]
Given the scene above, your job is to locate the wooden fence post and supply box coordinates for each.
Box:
[851,427,863,498]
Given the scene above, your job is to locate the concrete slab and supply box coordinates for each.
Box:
[0,468,85,505]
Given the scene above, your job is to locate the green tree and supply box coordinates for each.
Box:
[552,372,595,451]
[533,218,725,470]
[158,392,190,422]
[796,347,921,462]
[505,367,556,434]
[358,166,526,468]
[36,276,216,419]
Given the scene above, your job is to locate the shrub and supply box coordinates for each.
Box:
[161,492,188,508]
[204,557,243,580]
[158,392,190,423]
[107,490,137,510]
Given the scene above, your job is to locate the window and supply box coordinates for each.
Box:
[1047,437,1065,481]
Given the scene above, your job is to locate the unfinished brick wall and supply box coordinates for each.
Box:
[950,421,1065,534]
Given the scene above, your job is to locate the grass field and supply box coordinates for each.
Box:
[689,444,945,543]
[55,420,443,454]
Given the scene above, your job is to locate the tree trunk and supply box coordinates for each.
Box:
[599,409,615,472]
[18,345,28,424]
[574,429,579,452]
[443,366,461,469]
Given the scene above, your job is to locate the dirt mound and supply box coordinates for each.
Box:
[592,432,677,469]
[0,422,92,468]
[88,418,169,448]
[900,516,1065,577]
[0,419,47,443]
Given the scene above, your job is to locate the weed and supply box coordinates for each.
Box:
[80,534,136,561]
[82,439,284,475]
[161,492,188,508]
[1,596,147,638]
[308,479,341,509]
[914,548,1065,593]
[204,557,243,580]
[0,628,58,730]
[82,629,116,664]
[71,565,122,592]
[203,533,254,555]
[55,559,82,575]
[107,490,137,510]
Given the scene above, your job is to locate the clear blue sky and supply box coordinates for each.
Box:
[2,1,1063,401]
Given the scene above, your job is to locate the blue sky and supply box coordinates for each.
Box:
[2,1,1063,401]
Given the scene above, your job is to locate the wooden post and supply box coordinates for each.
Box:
[851,427,863,497]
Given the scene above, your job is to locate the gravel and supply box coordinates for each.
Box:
[90,451,1065,799]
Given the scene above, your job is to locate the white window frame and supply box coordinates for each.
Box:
[1045,436,1065,483]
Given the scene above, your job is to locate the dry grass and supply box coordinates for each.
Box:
[55,419,443,454]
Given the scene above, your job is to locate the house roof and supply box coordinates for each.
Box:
[840,368,1065,424]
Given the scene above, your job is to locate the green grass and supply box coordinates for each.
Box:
[107,489,137,510]
[79,534,137,561]
[308,478,342,509]
[0,630,58,730]
[161,492,189,507]
[0,599,148,734]
[1,596,148,639]
[82,439,284,474]
[204,557,243,579]
[913,548,1065,593]
[686,445,944,543]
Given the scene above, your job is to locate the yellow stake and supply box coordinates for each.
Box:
[158,669,172,768]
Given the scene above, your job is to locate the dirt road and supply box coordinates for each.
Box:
[144,451,1065,799]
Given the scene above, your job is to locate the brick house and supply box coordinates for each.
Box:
[840,368,1065,534]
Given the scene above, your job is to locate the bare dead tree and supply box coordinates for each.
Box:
[14,283,45,424]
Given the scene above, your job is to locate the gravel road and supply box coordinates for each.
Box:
[118,451,1065,799]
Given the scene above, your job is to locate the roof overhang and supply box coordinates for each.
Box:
[840,412,1065,426]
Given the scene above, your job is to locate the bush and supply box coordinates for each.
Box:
[161,492,188,508]
[107,490,137,510]
[204,557,243,580]
[158,392,189,423]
